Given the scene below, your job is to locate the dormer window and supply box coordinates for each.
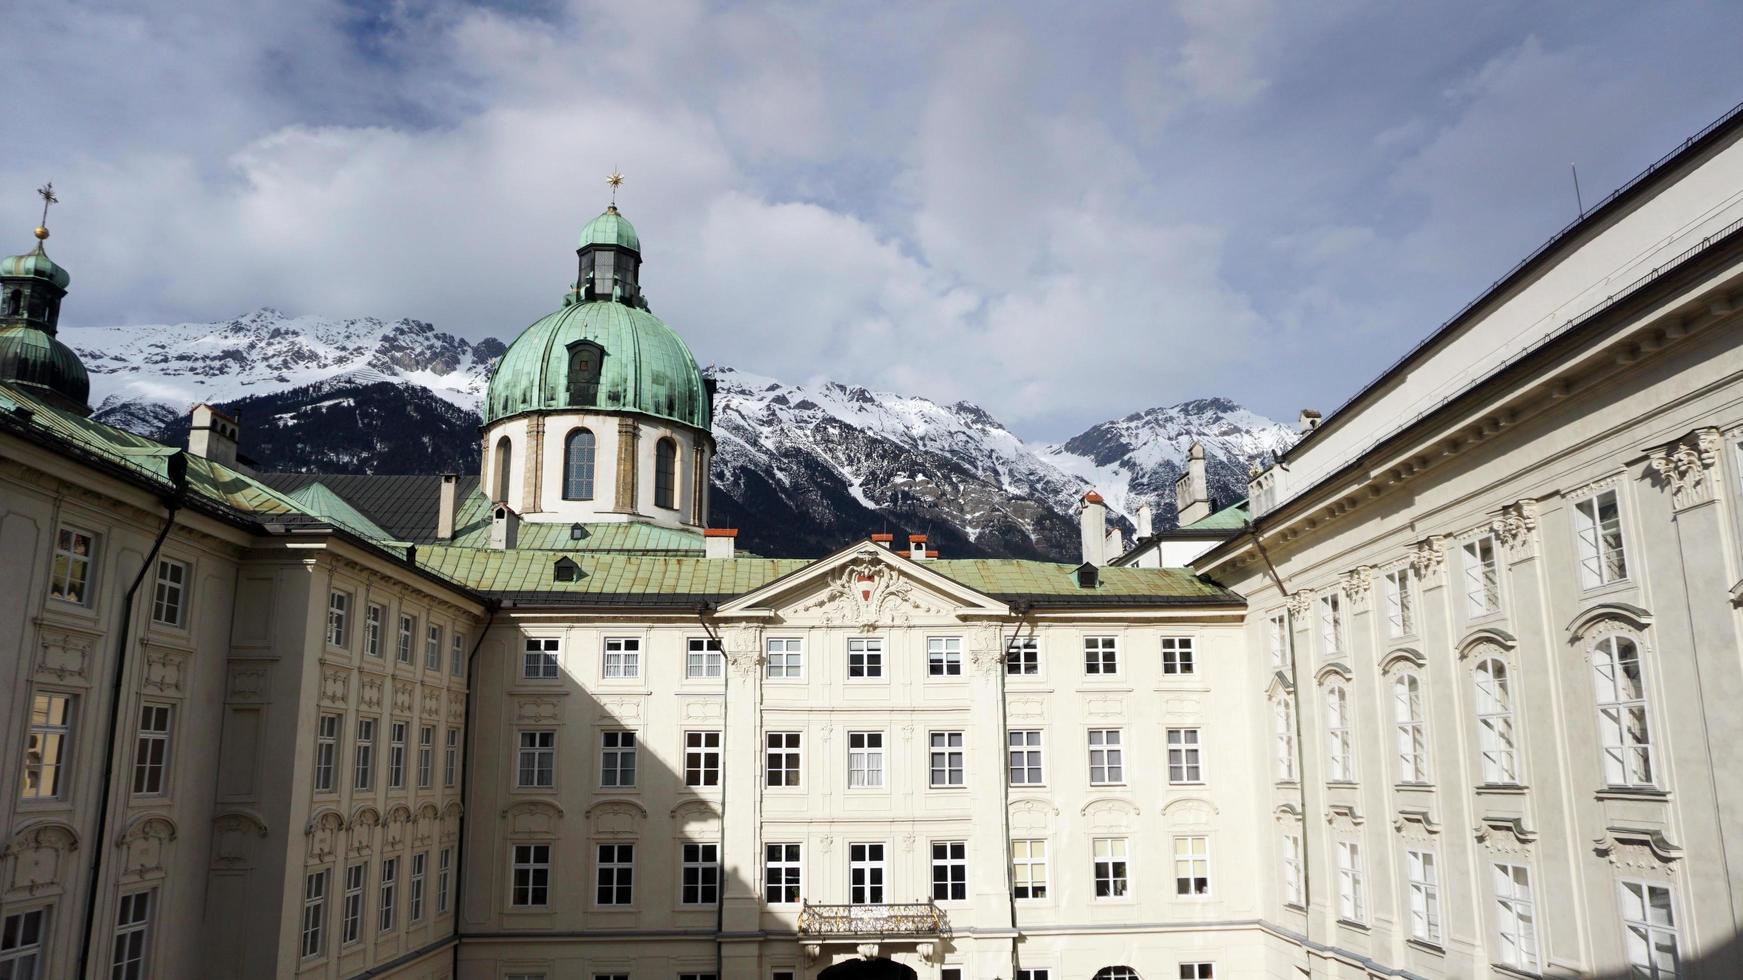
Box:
[566,341,604,406]
[553,557,580,583]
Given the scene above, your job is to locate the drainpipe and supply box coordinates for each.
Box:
[999,602,1034,980]
[693,604,727,980]
[448,602,499,980]
[76,452,187,980]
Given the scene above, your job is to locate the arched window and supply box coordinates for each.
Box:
[1591,634,1653,786]
[566,341,603,405]
[563,428,596,501]
[653,437,677,510]
[1272,695,1296,781]
[3,288,19,315]
[493,436,512,503]
[1473,657,1518,784]
[1393,672,1429,783]
[1093,968,1141,980]
[1325,683,1355,782]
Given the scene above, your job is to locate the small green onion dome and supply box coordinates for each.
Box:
[0,324,89,408]
[578,206,640,253]
[0,243,71,289]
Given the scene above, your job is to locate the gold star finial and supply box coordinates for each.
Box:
[34,181,58,240]
[606,169,623,209]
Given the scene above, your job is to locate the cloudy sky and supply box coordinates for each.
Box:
[11,1,1743,438]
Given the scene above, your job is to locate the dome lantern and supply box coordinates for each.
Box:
[0,182,89,415]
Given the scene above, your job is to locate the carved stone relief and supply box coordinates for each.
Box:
[319,667,349,707]
[1649,427,1722,510]
[1492,499,1541,563]
[4,823,79,896]
[788,554,949,629]
[116,816,176,881]
[35,630,94,684]
[141,645,189,695]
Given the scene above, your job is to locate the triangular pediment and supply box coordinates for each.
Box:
[715,541,1005,625]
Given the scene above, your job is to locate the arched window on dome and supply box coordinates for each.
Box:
[3,288,19,316]
[566,340,603,406]
[563,428,596,501]
[654,437,677,510]
[493,436,513,503]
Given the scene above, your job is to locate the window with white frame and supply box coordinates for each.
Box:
[596,844,633,905]
[1592,634,1655,786]
[1574,490,1628,588]
[682,843,720,904]
[443,728,459,788]
[523,637,559,680]
[766,732,801,787]
[600,731,636,787]
[1318,594,1344,658]
[378,857,397,931]
[1618,879,1680,979]
[409,851,426,922]
[1325,683,1355,782]
[1281,832,1303,905]
[517,730,554,788]
[1273,695,1297,781]
[1084,636,1119,674]
[1088,729,1124,785]
[1017,971,1050,980]
[1008,730,1044,785]
[685,731,722,787]
[353,718,375,790]
[1012,840,1047,899]
[1007,635,1039,676]
[1394,672,1430,783]
[931,841,968,901]
[927,636,963,677]
[110,889,154,980]
[150,558,188,627]
[849,843,885,903]
[388,721,407,788]
[930,732,964,787]
[1268,612,1289,669]
[602,637,640,678]
[848,732,884,788]
[399,614,417,666]
[451,632,465,676]
[424,624,442,672]
[1405,848,1441,945]
[1161,636,1195,674]
[765,843,802,903]
[1336,841,1365,922]
[341,863,365,944]
[314,713,340,793]
[131,703,172,796]
[1383,568,1414,637]
[513,844,550,907]
[1463,535,1500,617]
[49,525,95,605]
[1178,966,1214,980]
[765,637,803,679]
[300,869,327,958]
[0,907,47,977]
[22,692,74,801]
[1174,836,1210,895]
[437,848,452,914]
[365,603,383,658]
[1092,838,1129,898]
[1493,862,1539,972]
[847,637,883,678]
[327,590,350,648]
[1167,728,1203,784]
[417,725,433,788]
[1473,656,1519,784]
[1094,968,1139,980]
[686,637,723,679]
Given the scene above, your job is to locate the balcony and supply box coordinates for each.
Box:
[797,901,950,962]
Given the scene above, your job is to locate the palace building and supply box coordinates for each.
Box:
[4,104,1743,980]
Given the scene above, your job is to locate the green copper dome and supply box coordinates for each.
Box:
[485,300,710,430]
[0,244,70,289]
[578,207,640,252]
[0,324,89,410]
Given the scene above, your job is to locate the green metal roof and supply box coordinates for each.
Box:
[445,486,710,553]
[1182,498,1250,531]
[0,325,88,410]
[578,207,640,252]
[286,482,395,541]
[484,297,710,429]
[0,244,70,289]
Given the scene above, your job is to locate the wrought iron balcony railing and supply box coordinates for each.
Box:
[796,901,948,939]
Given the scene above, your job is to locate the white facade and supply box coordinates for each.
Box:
[480,410,711,529]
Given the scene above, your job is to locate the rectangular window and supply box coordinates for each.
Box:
[765,637,803,679]
[417,725,434,788]
[1282,832,1303,906]
[451,633,465,676]
[1463,535,1500,617]
[602,637,641,678]
[425,624,442,673]
[1088,729,1124,785]
[766,732,801,787]
[1325,685,1355,782]
[110,890,153,980]
[848,732,885,789]
[600,731,637,788]
[765,843,802,904]
[1179,966,1214,980]
[1017,971,1050,980]
[1008,730,1044,785]
[365,603,384,658]
[1394,674,1430,783]
[49,526,95,605]
[686,637,723,679]
[1084,635,1118,674]
[512,844,550,907]
[130,703,172,797]
[327,590,350,648]
[1318,593,1343,658]
[681,843,720,905]
[443,728,459,788]
[849,843,885,903]
[1006,636,1039,675]
[388,721,407,789]
[1012,839,1047,899]
[22,692,74,800]
[1618,879,1680,979]
[1273,696,1297,781]
[1406,849,1441,945]
[596,843,633,905]
[401,614,418,666]
[1092,838,1129,898]
[685,731,722,787]
[1575,490,1628,588]
[354,718,375,790]
[1161,636,1195,674]
[1174,835,1210,896]
[929,731,964,787]
[409,851,426,922]
[1167,728,1203,784]
[1337,842,1365,922]
[1384,568,1414,638]
[150,558,188,627]
[1493,862,1539,972]
[1268,612,1289,669]
[928,636,963,676]
[342,864,365,945]
[0,907,47,978]
[378,857,397,932]
[517,730,555,789]
[523,637,559,680]
[437,848,452,914]
[847,637,883,678]
[931,841,968,901]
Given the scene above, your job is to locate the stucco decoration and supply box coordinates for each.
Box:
[348,806,381,856]
[1162,695,1202,722]
[585,800,643,838]
[413,803,439,845]
[1566,603,1653,642]
[112,815,176,882]
[141,645,189,694]
[210,810,269,870]
[227,663,270,702]
[441,801,463,840]
[1285,589,1315,618]
[392,683,413,714]
[1409,535,1448,584]
[1007,697,1045,720]
[319,667,349,707]
[35,628,95,684]
[306,810,346,863]
[1008,798,1058,836]
[1085,696,1126,719]
[506,800,568,838]
[1648,427,1722,509]
[1162,798,1218,826]
[421,688,442,718]
[384,804,412,848]
[1341,566,1373,611]
[1593,829,1681,875]
[1082,798,1140,832]
[684,699,724,721]
[671,801,721,838]
[599,697,643,721]
[790,555,948,629]
[1393,809,1441,842]
[725,628,765,677]
[447,690,466,722]
[359,675,384,711]
[969,628,1007,675]
[1325,804,1364,832]
[516,697,561,724]
[1492,499,1541,562]
[5,821,79,896]
[1475,817,1537,855]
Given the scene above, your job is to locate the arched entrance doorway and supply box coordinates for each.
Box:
[818,958,919,980]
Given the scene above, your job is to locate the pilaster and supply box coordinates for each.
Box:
[614,418,639,514]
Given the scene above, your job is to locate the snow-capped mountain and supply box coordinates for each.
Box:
[73,309,1294,559]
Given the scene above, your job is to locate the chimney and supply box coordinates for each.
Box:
[1104,526,1122,558]
[489,503,520,550]
[187,404,239,466]
[925,549,939,560]
[1080,491,1108,567]
[1174,441,1211,525]
[909,534,927,560]
[704,528,738,559]
[1136,503,1154,539]
[870,533,894,549]
[437,474,458,541]
[1298,408,1322,434]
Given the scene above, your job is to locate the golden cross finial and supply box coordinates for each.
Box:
[34,182,57,240]
[606,169,623,208]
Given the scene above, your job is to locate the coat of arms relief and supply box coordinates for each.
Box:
[789,555,948,629]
